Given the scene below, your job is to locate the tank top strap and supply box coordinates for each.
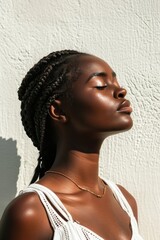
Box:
[103,179,134,216]
[21,183,73,229]
[103,178,143,239]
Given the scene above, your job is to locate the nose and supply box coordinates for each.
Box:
[114,87,127,99]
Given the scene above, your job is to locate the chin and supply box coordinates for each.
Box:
[122,114,133,127]
[103,116,133,137]
[118,116,133,132]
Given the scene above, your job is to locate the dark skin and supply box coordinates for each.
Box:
[0,55,137,240]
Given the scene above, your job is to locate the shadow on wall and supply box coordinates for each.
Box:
[0,137,20,217]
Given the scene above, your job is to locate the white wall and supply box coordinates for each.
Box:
[0,0,160,239]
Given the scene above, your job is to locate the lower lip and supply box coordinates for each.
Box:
[117,107,133,113]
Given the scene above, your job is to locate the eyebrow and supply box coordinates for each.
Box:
[112,71,116,78]
[86,71,116,82]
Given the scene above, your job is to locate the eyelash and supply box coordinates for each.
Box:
[95,85,107,90]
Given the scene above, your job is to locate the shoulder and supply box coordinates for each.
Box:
[117,184,138,221]
[0,191,52,240]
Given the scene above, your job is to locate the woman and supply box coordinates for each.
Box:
[0,50,143,239]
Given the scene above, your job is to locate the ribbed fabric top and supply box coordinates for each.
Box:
[21,178,143,240]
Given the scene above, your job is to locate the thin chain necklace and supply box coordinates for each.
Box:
[46,170,106,198]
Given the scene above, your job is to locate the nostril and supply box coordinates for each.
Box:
[114,87,127,99]
[118,93,125,98]
[119,88,127,98]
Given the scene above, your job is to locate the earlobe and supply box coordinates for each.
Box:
[49,100,67,123]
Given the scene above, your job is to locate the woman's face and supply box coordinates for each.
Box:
[64,54,133,136]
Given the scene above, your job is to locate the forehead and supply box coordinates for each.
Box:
[75,55,113,78]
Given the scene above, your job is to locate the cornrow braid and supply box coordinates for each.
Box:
[18,50,87,183]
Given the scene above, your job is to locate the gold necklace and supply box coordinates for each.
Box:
[46,170,106,198]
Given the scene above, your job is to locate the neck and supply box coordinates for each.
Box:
[50,137,105,187]
[47,127,107,188]
[53,151,99,184]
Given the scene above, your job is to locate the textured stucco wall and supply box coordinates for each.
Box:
[0,0,160,239]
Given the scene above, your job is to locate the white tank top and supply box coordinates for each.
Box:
[21,178,143,240]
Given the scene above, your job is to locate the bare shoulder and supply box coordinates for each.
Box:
[117,184,138,221]
[0,191,52,240]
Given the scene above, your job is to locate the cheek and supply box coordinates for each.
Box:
[67,90,133,133]
[69,92,116,129]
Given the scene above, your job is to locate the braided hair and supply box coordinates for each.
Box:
[18,50,86,183]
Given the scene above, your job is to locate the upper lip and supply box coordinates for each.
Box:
[117,99,131,111]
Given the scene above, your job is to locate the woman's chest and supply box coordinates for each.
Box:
[60,192,132,240]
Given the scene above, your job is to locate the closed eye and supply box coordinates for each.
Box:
[95,85,107,90]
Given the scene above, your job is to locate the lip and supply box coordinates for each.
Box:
[117,100,132,114]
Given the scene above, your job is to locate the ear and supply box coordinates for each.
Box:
[49,100,68,123]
